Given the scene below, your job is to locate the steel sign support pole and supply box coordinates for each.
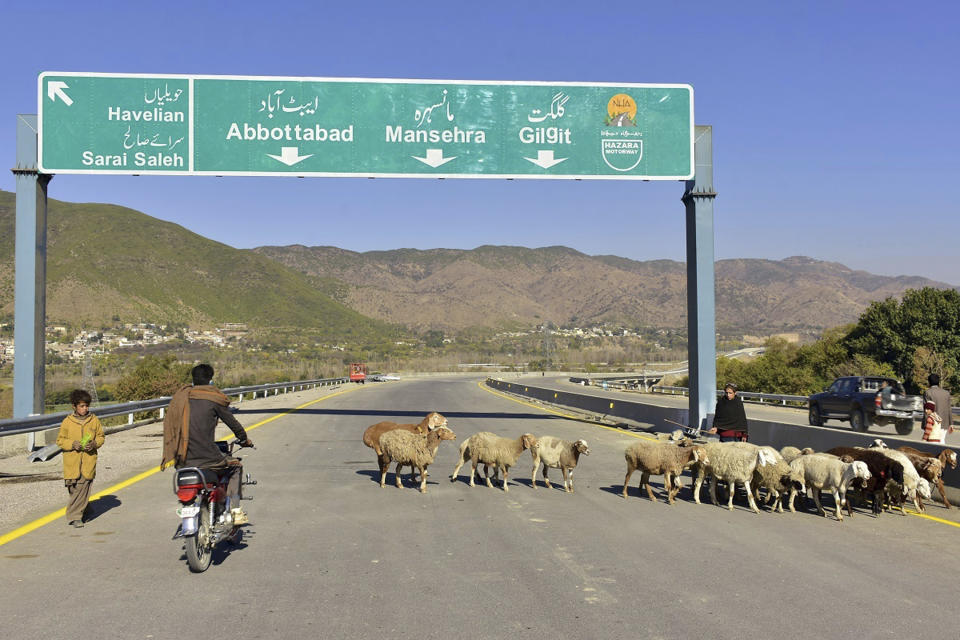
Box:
[12,114,51,449]
[682,125,717,432]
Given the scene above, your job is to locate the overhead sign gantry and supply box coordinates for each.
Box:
[39,72,694,180]
[16,72,715,447]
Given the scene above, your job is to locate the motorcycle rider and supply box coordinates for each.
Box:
[163,363,253,525]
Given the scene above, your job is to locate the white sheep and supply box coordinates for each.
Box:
[871,447,930,513]
[450,432,537,492]
[787,454,871,521]
[530,437,590,492]
[780,446,815,463]
[379,427,457,493]
[692,442,775,513]
[622,439,707,504]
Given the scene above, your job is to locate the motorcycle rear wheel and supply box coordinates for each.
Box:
[185,503,213,573]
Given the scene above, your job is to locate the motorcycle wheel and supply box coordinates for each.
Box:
[185,503,213,573]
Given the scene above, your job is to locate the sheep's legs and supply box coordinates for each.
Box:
[938,478,951,508]
[562,467,572,493]
[501,466,510,492]
[641,471,656,502]
[710,476,721,507]
[418,464,428,493]
[378,454,390,488]
[393,462,404,488]
[622,466,636,498]
[692,470,705,505]
[744,480,760,513]
[542,466,552,489]
[450,454,467,483]
[531,462,540,489]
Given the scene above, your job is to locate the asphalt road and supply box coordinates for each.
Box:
[2,376,958,640]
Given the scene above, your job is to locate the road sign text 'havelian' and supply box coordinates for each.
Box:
[38,72,694,180]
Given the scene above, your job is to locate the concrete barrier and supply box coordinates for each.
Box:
[486,378,960,506]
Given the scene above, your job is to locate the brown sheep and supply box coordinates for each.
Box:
[897,446,957,508]
[362,412,447,480]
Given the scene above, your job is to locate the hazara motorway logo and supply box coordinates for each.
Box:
[601,93,643,172]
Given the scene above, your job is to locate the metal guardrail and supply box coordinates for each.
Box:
[644,383,960,415]
[0,376,348,438]
[635,384,807,405]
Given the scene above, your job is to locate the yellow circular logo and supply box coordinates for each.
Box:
[607,93,637,120]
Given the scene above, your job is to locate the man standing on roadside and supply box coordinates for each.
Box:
[925,373,953,439]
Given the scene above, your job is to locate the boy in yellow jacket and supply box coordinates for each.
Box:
[55,389,105,527]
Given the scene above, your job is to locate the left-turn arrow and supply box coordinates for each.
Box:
[48,81,73,106]
[266,146,313,166]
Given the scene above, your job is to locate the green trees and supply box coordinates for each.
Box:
[703,287,959,397]
[115,354,192,401]
[843,287,960,392]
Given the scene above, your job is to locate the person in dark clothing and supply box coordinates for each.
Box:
[170,364,253,525]
[706,383,749,442]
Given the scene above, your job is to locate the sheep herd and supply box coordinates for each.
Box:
[360,412,958,520]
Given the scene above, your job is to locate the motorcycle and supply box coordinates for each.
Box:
[172,439,256,572]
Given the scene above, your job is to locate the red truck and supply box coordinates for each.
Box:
[349,363,368,384]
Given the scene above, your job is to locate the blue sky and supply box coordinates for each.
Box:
[3,1,958,284]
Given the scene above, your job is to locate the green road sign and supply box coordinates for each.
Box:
[39,72,694,180]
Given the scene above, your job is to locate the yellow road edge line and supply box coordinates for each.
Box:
[479,380,960,530]
[478,380,658,442]
[0,384,363,548]
[901,508,960,528]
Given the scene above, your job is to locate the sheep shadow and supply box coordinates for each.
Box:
[602,482,697,503]
[355,468,445,489]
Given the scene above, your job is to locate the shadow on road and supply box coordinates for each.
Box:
[234,408,561,421]
[85,494,121,522]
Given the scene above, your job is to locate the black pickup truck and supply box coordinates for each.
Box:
[808,376,923,435]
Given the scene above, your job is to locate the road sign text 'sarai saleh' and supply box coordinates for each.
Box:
[38,72,694,180]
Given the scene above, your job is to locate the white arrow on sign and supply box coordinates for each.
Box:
[524,150,567,169]
[48,81,74,106]
[412,149,457,168]
[267,147,313,166]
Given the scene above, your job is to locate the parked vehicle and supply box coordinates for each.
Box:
[173,439,255,573]
[808,376,922,435]
[349,362,368,384]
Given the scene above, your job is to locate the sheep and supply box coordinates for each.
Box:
[871,447,930,513]
[363,411,447,455]
[691,442,776,513]
[378,426,457,493]
[825,446,905,516]
[362,412,448,481]
[897,446,957,508]
[787,455,871,521]
[530,437,590,492]
[621,439,707,504]
[780,446,815,463]
[896,455,942,512]
[751,447,805,513]
[450,432,538,491]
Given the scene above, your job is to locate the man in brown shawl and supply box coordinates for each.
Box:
[163,364,253,524]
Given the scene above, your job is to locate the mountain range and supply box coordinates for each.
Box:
[0,189,952,338]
